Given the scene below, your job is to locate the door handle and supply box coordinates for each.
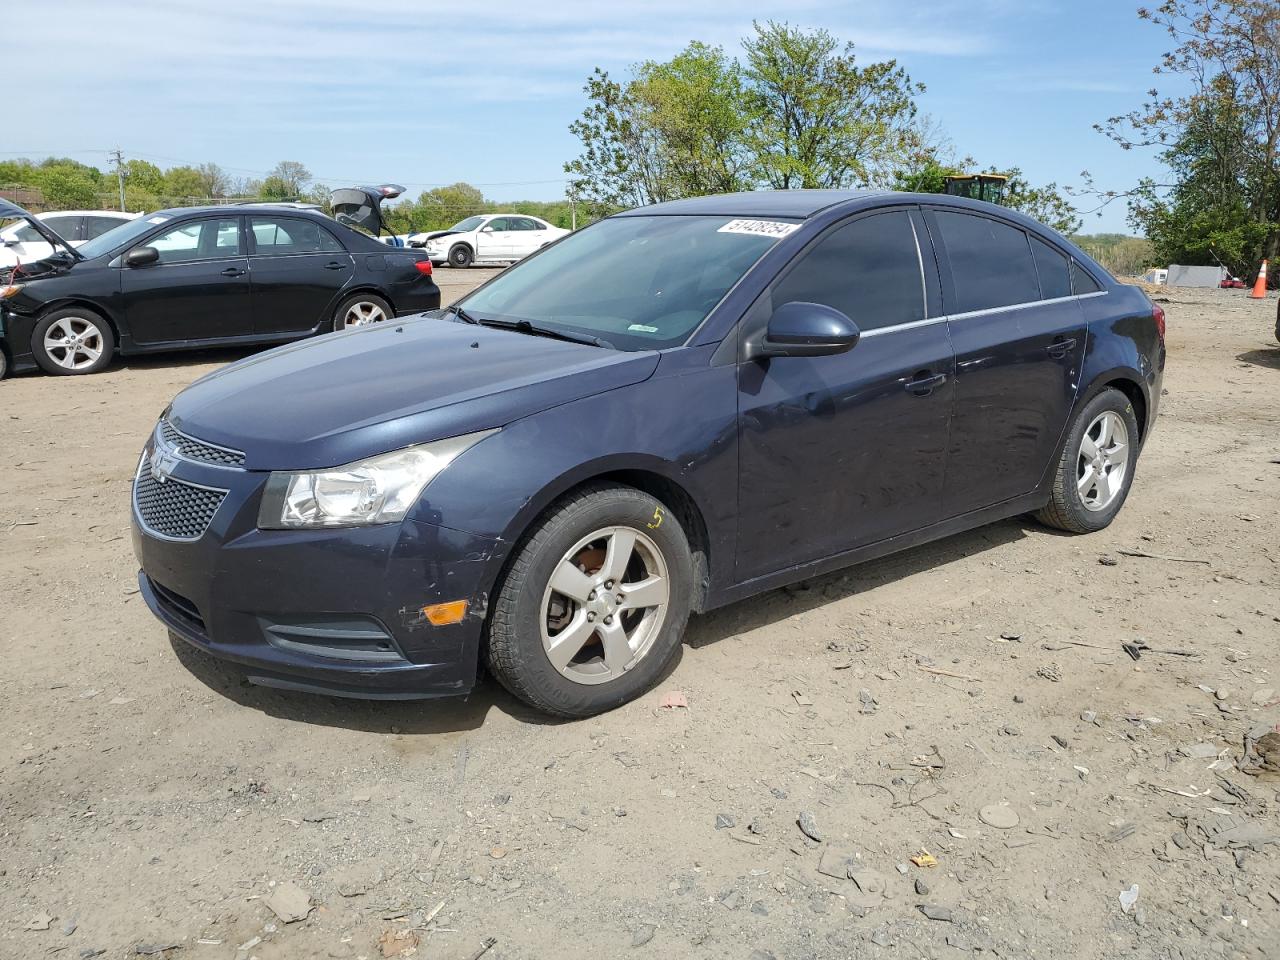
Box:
[323,261,348,270]
[904,371,947,396]
[220,267,245,277]
[1046,337,1077,359]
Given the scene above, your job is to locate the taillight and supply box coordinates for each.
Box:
[413,260,433,276]
[1152,303,1165,341]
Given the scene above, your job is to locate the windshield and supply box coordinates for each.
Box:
[76,215,167,259]
[450,216,485,232]
[459,214,790,350]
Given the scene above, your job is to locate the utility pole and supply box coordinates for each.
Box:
[109,148,126,211]
[568,189,577,231]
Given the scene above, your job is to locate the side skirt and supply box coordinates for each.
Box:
[706,491,1050,611]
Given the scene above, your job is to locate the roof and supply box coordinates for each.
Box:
[149,204,331,219]
[618,190,888,219]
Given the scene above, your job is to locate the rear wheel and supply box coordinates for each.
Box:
[1035,388,1140,533]
[31,307,114,375]
[333,293,393,331]
[486,485,693,718]
[448,244,473,268]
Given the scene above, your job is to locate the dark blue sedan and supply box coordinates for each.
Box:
[132,190,1165,717]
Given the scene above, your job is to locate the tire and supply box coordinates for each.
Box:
[31,307,115,376]
[1035,388,1141,534]
[0,347,8,380]
[448,244,473,268]
[486,484,694,718]
[333,292,393,331]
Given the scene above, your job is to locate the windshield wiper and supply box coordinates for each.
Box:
[475,317,615,349]
[446,304,480,324]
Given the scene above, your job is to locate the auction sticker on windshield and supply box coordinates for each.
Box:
[717,219,799,239]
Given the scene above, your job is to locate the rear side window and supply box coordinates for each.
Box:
[772,211,923,331]
[1072,261,1102,294]
[85,216,127,240]
[250,216,344,255]
[1029,235,1072,300]
[934,211,1039,313]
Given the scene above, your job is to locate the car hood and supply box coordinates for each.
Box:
[168,317,660,471]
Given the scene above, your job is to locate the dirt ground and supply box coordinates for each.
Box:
[2,280,1278,960]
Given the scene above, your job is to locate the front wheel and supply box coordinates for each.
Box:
[31,307,115,375]
[333,293,393,331]
[486,485,693,718]
[448,244,473,268]
[1036,388,1141,533]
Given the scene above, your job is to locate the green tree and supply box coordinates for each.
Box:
[162,165,206,200]
[1098,0,1279,281]
[266,160,312,198]
[413,182,487,230]
[123,159,164,194]
[33,166,98,208]
[742,21,923,189]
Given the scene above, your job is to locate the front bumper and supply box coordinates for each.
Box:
[131,432,500,699]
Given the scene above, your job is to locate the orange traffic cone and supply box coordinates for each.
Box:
[1250,259,1268,298]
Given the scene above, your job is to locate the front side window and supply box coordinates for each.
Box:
[147,218,242,263]
[934,211,1039,313]
[1029,235,1072,300]
[486,218,509,232]
[250,216,343,255]
[43,216,82,241]
[461,214,787,351]
[772,211,923,331]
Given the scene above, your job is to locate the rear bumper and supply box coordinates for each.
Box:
[131,446,500,699]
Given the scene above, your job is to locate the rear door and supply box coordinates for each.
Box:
[926,208,1088,517]
[735,208,955,581]
[508,217,546,258]
[246,215,354,335]
[121,216,253,345]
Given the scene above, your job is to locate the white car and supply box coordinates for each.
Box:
[0,210,139,266]
[408,214,569,267]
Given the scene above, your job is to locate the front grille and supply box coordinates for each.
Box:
[134,468,227,540]
[159,419,246,467]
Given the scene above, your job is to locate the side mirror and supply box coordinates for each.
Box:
[126,246,160,267]
[1,238,20,247]
[751,301,861,359]
[481,225,495,233]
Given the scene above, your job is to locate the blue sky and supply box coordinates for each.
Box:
[9,0,1176,233]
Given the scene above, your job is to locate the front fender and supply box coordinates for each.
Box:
[412,345,738,595]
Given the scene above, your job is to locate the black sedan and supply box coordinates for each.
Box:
[132,189,1165,718]
[0,199,439,376]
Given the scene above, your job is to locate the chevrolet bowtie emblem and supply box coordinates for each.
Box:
[149,446,180,484]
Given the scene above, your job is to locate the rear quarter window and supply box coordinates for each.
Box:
[1072,260,1103,294]
[1029,235,1072,300]
[934,211,1039,313]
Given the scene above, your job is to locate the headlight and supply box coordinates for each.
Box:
[257,430,496,529]
[0,283,23,299]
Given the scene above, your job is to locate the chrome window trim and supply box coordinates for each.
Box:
[907,214,928,322]
[859,290,1108,339]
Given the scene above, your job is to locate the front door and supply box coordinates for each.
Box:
[925,209,1088,517]
[735,209,955,583]
[247,215,354,334]
[121,216,253,345]
[476,217,513,260]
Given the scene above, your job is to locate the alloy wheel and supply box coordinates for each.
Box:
[43,316,104,371]
[341,301,388,328]
[1077,410,1129,511]
[540,526,670,685]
